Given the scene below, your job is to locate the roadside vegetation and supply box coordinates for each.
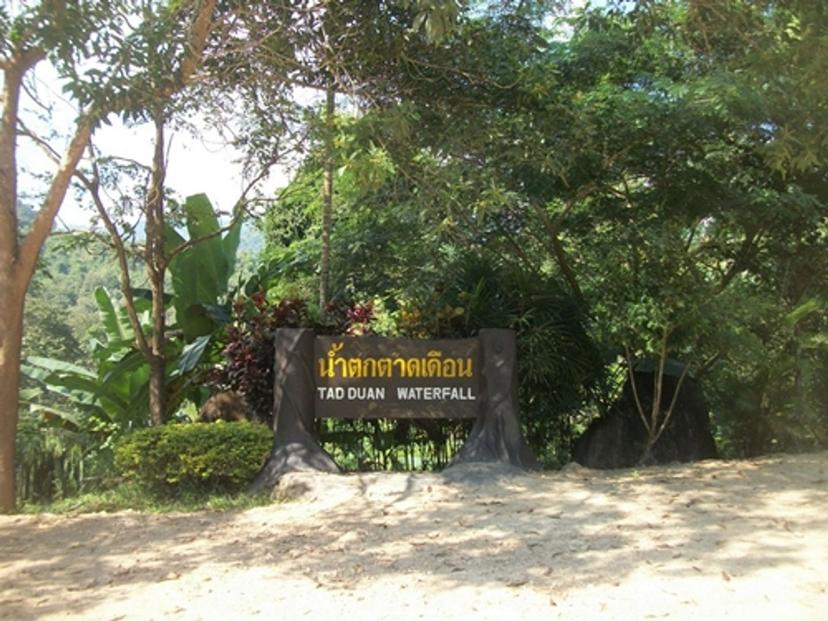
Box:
[3,0,826,513]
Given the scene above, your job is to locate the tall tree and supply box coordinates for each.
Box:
[77,0,220,426]
[0,0,217,512]
[319,82,335,309]
[0,1,111,513]
[287,0,827,460]
[205,0,463,311]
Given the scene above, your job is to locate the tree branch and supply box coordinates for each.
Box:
[17,119,62,161]
[166,208,244,263]
[17,116,92,288]
[18,48,46,73]
[650,324,671,436]
[653,359,692,446]
[530,198,586,306]
[625,346,651,434]
[176,0,218,91]
[0,64,25,261]
[75,158,152,357]
[714,228,761,295]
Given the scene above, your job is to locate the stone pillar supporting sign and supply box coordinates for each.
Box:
[251,327,538,490]
[250,329,339,492]
[451,329,540,469]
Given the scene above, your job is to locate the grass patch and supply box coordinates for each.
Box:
[19,483,275,515]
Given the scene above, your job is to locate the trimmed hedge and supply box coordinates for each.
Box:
[114,422,273,495]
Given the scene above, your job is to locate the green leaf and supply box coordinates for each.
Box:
[785,297,824,326]
[27,404,84,430]
[222,211,243,275]
[179,335,212,373]
[94,287,127,342]
[168,194,241,341]
[25,356,97,379]
[100,349,149,387]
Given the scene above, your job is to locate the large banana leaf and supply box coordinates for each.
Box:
[94,287,129,343]
[165,193,241,341]
[179,335,212,374]
[25,356,97,379]
[23,194,235,432]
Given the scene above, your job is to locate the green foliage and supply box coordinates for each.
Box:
[17,0,828,491]
[705,284,828,457]
[165,194,242,341]
[114,422,273,495]
[18,238,130,504]
[23,287,153,435]
[23,191,243,429]
[18,191,243,503]
[393,255,603,465]
[14,410,96,504]
[22,298,85,366]
[25,235,126,355]
[22,282,219,437]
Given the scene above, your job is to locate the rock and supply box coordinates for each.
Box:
[574,369,717,468]
[199,390,251,422]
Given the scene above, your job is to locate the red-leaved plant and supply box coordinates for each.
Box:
[212,293,375,425]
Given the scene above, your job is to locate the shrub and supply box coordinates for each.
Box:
[16,411,96,503]
[212,293,376,425]
[114,422,273,495]
[214,295,312,425]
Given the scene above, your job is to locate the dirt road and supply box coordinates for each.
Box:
[1,452,826,620]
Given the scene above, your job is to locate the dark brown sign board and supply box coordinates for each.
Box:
[250,328,540,492]
[314,336,480,419]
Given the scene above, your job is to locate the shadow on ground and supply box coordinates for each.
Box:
[1,451,826,620]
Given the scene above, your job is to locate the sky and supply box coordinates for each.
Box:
[17,63,303,230]
[16,0,596,231]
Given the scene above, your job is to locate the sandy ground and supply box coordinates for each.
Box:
[1,452,827,621]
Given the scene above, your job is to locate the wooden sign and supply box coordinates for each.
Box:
[314,336,480,419]
[249,328,540,492]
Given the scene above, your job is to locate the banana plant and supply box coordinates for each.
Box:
[22,287,152,437]
[165,193,242,341]
[22,288,215,435]
[24,194,242,433]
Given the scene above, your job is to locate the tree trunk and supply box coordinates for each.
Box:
[529,199,586,308]
[319,82,335,310]
[0,61,21,513]
[0,53,90,512]
[148,352,166,427]
[0,272,24,512]
[146,111,167,426]
[147,239,167,426]
[639,434,657,466]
